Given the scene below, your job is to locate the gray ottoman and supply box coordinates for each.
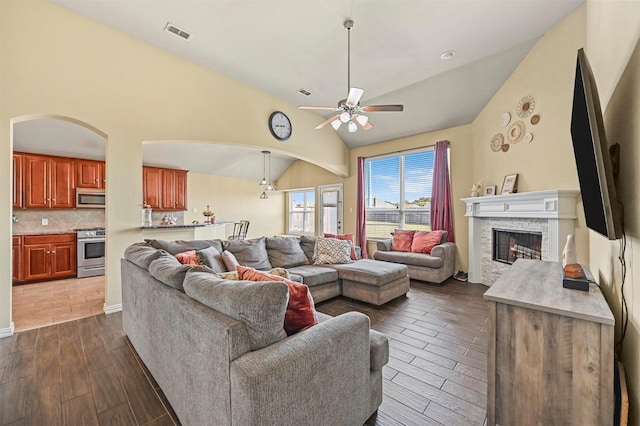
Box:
[331,259,410,306]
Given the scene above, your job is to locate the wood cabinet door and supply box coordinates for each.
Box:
[50,241,76,278]
[23,243,51,281]
[174,170,187,210]
[143,167,162,209]
[23,154,49,208]
[50,157,75,208]
[75,159,102,189]
[12,236,22,282]
[99,161,106,188]
[12,154,22,208]
[161,170,175,210]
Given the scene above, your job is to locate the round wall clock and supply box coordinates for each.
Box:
[268,111,292,141]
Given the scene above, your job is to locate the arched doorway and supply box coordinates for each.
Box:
[10,114,107,331]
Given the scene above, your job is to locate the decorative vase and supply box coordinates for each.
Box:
[471,190,479,197]
[562,234,577,267]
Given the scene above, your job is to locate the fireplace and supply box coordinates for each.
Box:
[493,229,542,265]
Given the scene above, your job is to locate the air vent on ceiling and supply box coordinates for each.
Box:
[297,88,312,96]
[164,22,191,40]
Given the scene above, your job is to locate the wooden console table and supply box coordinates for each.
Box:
[484,260,614,425]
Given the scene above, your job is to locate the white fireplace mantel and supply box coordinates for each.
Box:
[462,190,580,284]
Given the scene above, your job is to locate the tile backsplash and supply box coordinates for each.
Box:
[13,209,105,233]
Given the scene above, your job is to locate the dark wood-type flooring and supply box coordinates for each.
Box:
[0,278,489,425]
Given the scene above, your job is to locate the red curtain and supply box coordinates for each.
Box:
[356,156,369,258]
[430,140,455,242]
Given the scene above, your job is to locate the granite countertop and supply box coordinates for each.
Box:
[13,231,78,236]
[140,221,232,230]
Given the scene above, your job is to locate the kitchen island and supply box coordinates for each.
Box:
[140,222,232,241]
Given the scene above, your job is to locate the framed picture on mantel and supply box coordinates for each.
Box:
[501,174,518,194]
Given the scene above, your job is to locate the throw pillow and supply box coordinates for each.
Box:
[184,270,288,351]
[324,233,358,260]
[221,250,239,271]
[224,237,273,270]
[216,267,289,281]
[175,250,199,265]
[313,237,353,265]
[411,230,444,254]
[266,237,309,268]
[299,235,317,264]
[391,230,415,252]
[237,265,318,335]
[196,246,226,273]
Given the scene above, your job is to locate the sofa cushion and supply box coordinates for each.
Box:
[145,239,224,255]
[224,237,273,270]
[196,246,226,273]
[286,265,339,286]
[124,243,165,270]
[391,230,415,252]
[314,237,353,265]
[411,230,443,254]
[237,266,318,335]
[148,255,213,291]
[175,250,199,265]
[299,235,317,264]
[216,267,290,281]
[183,270,288,351]
[331,259,408,287]
[373,250,443,269]
[324,233,357,260]
[266,237,309,268]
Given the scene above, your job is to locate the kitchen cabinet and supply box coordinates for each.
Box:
[12,236,23,283]
[23,233,76,281]
[76,159,105,189]
[143,166,187,211]
[161,168,187,210]
[13,153,22,208]
[23,153,75,209]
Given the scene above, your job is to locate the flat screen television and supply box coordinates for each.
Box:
[570,48,623,240]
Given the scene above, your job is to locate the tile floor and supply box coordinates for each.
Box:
[11,276,105,332]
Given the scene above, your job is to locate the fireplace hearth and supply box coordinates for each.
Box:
[493,229,542,265]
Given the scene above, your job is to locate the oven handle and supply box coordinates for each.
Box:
[78,238,106,243]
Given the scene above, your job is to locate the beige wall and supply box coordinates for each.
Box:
[586,1,640,423]
[0,0,348,331]
[186,173,285,238]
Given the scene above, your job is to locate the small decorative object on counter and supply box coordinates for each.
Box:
[142,205,153,227]
[202,205,215,224]
[161,215,174,226]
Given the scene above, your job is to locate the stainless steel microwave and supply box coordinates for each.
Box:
[76,188,106,208]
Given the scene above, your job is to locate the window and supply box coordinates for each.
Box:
[288,190,315,235]
[364,149,434,238]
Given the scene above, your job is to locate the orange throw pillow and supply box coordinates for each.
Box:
[237,265,318,335]
[411,230,444,254]
[324,233,357,260]
[175,250,199,265]
[391,230,415,252]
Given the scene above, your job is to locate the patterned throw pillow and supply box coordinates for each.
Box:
[324,233,357,260]
[391,230,415,252]
[175,250,199,265]
[313,237,353,265]
[411,230,444,254]
[237,265,318,335]
[216,267,289,281]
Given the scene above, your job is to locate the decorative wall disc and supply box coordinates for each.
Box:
[516,95,535,118]
[524,133,533,143]
[531,114,540,125]
[500,112,511,127]
[490,133,505,152]
[507,120,526,143]
[501,143,510,152]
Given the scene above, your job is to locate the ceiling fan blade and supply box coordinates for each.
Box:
[361,104,404,112]
[361,121,373,130]
[346,87,364,107]
[314,114,341,130]
[298,106,338,111]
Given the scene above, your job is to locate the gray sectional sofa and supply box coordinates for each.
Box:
[120,236,405,425]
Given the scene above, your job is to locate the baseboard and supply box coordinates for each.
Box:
[0,321,15,338]
[104,303,122,314]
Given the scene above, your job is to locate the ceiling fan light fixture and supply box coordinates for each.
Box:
[331,120,342,130]
[340,112,351,123]
[355,114,369,126]
[348,121,358,133]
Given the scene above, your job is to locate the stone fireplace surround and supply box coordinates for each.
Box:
[462,190,580,285]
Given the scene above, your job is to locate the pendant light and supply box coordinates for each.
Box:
[265,151,275,191]
[259,151,268,186]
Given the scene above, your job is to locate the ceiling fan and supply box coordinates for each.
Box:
[298,19,404,133]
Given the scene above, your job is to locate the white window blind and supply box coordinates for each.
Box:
[288,190,315,235]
